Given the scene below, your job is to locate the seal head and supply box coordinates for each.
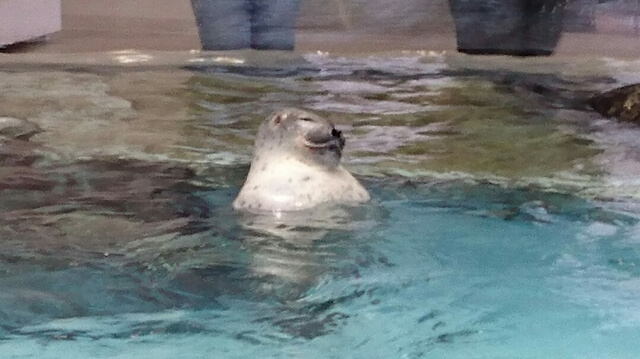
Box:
[233,108,370,212]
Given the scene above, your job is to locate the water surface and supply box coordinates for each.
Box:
[1,52,640,358]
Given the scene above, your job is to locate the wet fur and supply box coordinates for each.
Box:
[233,108,369,212]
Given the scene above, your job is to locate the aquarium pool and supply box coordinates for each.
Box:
[0,51,640,358]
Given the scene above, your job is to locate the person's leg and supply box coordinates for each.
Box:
[190,0,251,50]
[250,0,300,50]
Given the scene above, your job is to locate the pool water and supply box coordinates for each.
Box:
[1,52,640,358]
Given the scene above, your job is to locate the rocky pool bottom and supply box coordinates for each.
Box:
[1,52,640,358]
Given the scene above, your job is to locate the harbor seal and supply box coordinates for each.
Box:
[233,108,370,212]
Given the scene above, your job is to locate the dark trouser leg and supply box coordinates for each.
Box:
[190,0,251,50]
[250,0,300,50]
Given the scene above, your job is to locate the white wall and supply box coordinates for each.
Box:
[0,0,61,47]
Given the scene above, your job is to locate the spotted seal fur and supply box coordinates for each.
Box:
[233,108,370,212]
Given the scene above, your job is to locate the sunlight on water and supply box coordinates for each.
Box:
[1,52,640,358]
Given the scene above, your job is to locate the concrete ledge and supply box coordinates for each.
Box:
[0,0,61,47]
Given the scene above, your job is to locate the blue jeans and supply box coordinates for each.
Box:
[190,0,301,50]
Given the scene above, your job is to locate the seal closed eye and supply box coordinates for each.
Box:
[233,108,370,212]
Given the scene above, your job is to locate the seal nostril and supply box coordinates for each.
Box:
[331,128,342,138]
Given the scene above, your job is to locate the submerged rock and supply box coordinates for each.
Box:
[0,117,44,167]
[589,84,640,124]
[0,116,42,140]
[0,138,42,167]
[0,157,210,253]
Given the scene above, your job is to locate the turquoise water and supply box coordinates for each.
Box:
[2,181,640,358]
[1,53,640,358]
